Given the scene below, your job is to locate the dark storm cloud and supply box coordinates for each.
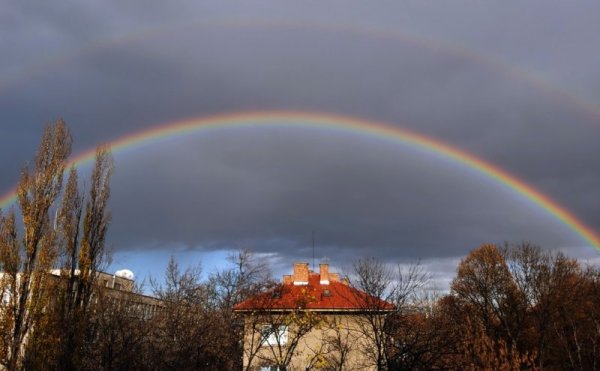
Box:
[107,128,582,260]
[1,1,600,276]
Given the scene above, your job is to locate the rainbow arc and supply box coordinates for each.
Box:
[1,111,599,249]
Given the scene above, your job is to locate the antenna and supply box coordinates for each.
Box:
[312,231,315,272]
[53,208,59,231]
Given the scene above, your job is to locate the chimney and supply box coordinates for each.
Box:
[283,275,292,284]
[319,263,330,285]
[293,262,309,286]
[329,273,340,283]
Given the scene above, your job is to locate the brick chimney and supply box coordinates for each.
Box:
[319,263,330,285]
[293,263,309,285]
[329,273,340,283]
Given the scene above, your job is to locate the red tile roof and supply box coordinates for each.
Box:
[233,272,395,312]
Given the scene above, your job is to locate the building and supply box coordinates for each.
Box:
[50,269,164,320]
[234,262,394,370]
[0,268,163,368]
[1,269,163,320]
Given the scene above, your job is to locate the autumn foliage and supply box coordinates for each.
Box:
[435,243,600,370]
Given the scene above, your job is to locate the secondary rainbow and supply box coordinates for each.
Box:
[1,111,599,249]
[3,18,600,123]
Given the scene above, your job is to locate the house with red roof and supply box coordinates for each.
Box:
[234,262,395,370]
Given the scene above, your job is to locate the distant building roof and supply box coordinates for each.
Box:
[233,263,395,312]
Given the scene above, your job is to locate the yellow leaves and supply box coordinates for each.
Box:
[0,212,19,276]
[79,241,91,267]
[0,120,118,369]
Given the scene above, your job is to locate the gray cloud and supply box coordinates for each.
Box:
[1,1,599,282]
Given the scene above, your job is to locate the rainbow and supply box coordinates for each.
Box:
[3,18,600,123]
[1,111,599,249]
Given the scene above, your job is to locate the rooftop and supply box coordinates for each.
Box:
[233,262,395,312]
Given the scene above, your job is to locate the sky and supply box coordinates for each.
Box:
[1,1,600,290]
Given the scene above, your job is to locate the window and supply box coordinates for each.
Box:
[261,324,288,346]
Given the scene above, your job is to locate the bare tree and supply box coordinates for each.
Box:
[318,316,363,371]
[346,258,429,370]
[149,256,214,369]
[239,284,323,370]
[209,249,273,311]
[206,249,275,369]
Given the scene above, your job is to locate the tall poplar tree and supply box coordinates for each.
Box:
[0,121,71,370]
[0,121,113,370]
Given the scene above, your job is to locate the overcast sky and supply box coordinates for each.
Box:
[1,1,600,289]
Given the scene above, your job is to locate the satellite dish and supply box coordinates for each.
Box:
[115,269,135,280]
